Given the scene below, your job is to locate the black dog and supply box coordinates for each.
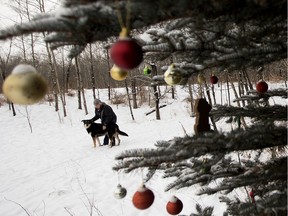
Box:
[81,120,128,148]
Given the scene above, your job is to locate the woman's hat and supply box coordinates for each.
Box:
[94,99,102,105]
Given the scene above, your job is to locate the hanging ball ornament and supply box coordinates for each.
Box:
[132,183,155,210]
[143,66,152,75]
[110,27,143,70]
[249,189,255,203]
[197,73,206,84]
[114,184,127,199]
[110,65,128,81]
[166,195,183,215]
[256,80,268,93]
[210,75,218,84]
[2,64,48,105]
[164,63,182,86]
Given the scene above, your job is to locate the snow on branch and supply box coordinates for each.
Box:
[0,0,286,60]
[210,105,287,122]
[113,123,286,174]
[220,185,287,215]
[142,16,286,73]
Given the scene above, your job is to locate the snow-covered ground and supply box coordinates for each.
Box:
[0,82,286,216]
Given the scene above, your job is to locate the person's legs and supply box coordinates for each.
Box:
[103,135,109,145]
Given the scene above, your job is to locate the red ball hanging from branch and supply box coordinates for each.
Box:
[210,75,218,84]
[256,80,268,93]
[132,183,155,210]
[110,27,143,70]
[249,189,255,203]
[166,195,183,215]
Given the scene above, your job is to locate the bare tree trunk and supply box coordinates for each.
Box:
[226,73,231,106]
[151,64,160,120]
[243,69,253,90]
[238,71,245,107]
[65,59,72,92]
[220,81,223,105]
[0,39,16,116]
[211,84,217,105]
[46,43,59,111]
[75,56,82,110]
[16,0,27,62]
[230,80,241,107]
[125,80,135,120]
[60,49,66,105]
[106,49,111,100]
[188,78,194,113]
[203,82,218,132]
[131,78,137,109]
[75,56,88,114]
[24,0,36,66]
[38,0,59,112]
[50,49,67,116]
[89,43,96,99]
[230,79,248,128]
[171,86,175,99]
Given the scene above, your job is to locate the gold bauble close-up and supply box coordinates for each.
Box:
[2,64,48,105]
[110,65,128,81]
[197,73,206,84]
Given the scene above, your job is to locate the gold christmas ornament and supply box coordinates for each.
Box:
[197,73,206,84]
[2,64,48,105]
[164,64,182,86]
[110,65,128,81]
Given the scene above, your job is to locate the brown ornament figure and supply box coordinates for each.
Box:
[194,98,212,135]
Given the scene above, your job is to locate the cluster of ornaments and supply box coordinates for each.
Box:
[197,73,219,85]
[109,27,143,81]
[114,183,183,215]
[2,64,48,105]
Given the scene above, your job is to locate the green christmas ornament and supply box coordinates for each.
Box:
[143,66,151,75]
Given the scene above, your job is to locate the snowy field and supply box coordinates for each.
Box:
[0,82,286,216]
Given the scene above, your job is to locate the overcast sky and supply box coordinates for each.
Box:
[0,0,60,27]
[0,0,60,56]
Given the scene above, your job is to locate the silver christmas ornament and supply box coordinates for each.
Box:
[114,184,127,199]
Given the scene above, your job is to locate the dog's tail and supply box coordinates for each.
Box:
[118,130,128,136]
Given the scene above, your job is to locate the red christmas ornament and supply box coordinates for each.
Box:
[256,81,268,93]
[166,196,183,215]
[210,75,218,84]
[110,28,143,70]
[132,184,155,210]
[249,189,255,203]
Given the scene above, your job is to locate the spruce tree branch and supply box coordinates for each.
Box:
[198,157,287,195]
[113,123,286,173]
[210,105,287,121]
[221,189,287,215]
[0,0,286,60]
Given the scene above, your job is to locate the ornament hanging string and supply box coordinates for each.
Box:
[115,0,131,33]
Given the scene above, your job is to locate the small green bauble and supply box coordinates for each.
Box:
[143,67,151,75]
